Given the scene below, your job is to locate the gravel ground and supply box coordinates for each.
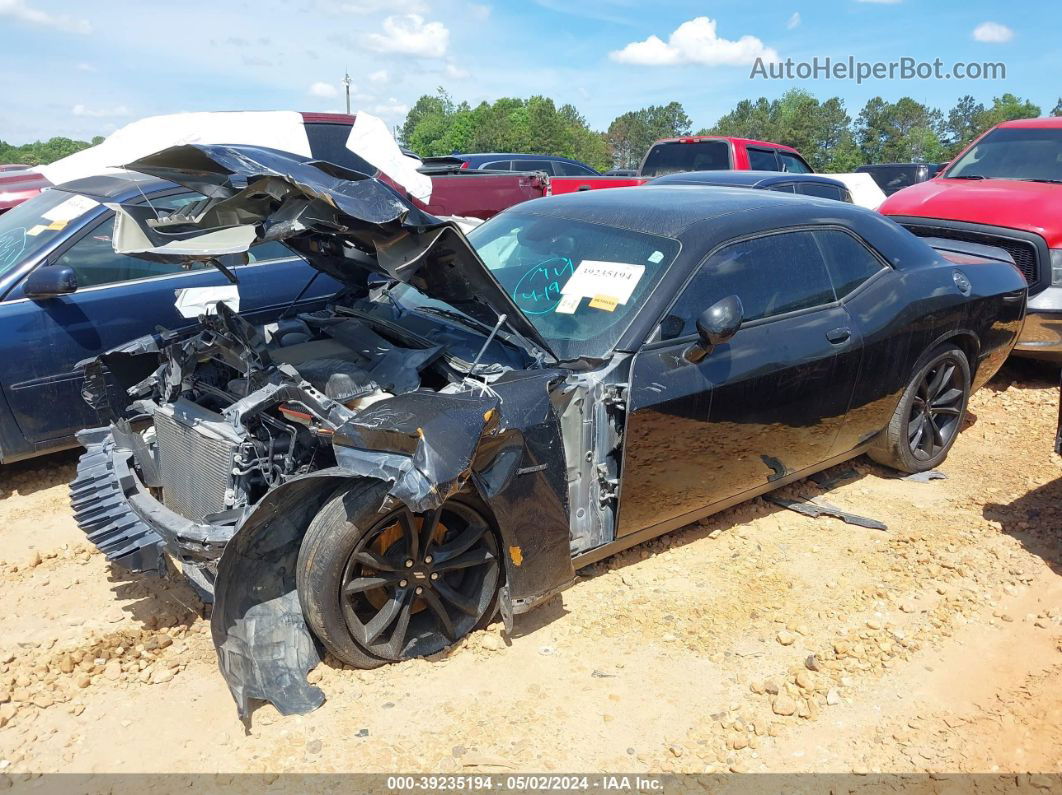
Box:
[0,361,1059,777]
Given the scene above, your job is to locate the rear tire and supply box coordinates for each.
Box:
[296,481,501,669]
[868,344,970,474]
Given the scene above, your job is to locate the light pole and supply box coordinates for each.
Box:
[342,71,352,115]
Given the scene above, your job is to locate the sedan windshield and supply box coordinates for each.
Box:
[0,189,102,279]
[466,211,680,360]
[946,127,1062,183]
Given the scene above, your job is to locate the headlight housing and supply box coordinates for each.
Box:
[1052,249,1062,286]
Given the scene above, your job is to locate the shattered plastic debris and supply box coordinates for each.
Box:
[766,495,887,531]
[901,470,947,483]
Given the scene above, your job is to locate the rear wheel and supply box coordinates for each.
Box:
[296,481,501,668]
[868,344,970,473]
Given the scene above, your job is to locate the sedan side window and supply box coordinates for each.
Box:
[55,216,207,289]
[244,240,296,263]
[796,182,842,201]
[665,231,835,337]
[814,229,886,298]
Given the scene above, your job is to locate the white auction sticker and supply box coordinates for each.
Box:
[560,260,645,305]
[42,194,100,223]
[554,294,580,314]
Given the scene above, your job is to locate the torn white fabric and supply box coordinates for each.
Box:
[824,173,887,210]
[109,203,259,257]
[37,112,312,187]
[439,215,483,233]
[346,112,432,203]
[174,285,241,319]
[41,194,99,223]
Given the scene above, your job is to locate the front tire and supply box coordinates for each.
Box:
[296,481,501,668]
[868,344,970,473]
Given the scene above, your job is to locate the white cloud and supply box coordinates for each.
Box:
[468,2,491,21]
[445,62,470,79]
[368,69,389,83]
[0,0,91,34]
[72,104,130,118]
[75,62,97,72]
[366,14,449,58]
[972,21,1014,43]
[786,12,801,29]
[309,81,339,97]
[371,98,410,117]
[610,17,779,67]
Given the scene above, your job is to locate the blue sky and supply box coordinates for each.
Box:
[0,0,1059,144]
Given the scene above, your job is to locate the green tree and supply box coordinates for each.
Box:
[0,136,98,166]
[944,95,986,154]
[606,102,691,169]
[974,93,1040,130]
[1053,98,1062,117]
[856,96,945,163]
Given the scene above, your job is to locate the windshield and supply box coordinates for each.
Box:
[947,127,1062,182]
[640,141,731,177]
[0,189,102,279]
[466,211,680,360]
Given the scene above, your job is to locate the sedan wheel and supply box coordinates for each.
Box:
[868,344,971,474]
[907,357,965,461]
[297,481,501,669]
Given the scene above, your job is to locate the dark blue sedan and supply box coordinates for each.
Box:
[420,152,600,176]
[0,172,340,463]
[649,170,854,202]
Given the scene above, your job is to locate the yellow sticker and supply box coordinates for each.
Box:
[46,220,68,231]
[26,224,48,236]
[588,294,618,312]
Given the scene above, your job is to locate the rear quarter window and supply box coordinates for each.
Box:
[306,123,375,175]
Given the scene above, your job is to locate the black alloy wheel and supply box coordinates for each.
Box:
[907,355,965,461]
[297,482,501,669]
[868,343,971,474]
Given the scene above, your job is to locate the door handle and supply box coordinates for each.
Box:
[826,327,851,344]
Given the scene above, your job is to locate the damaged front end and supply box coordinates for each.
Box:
[69,145,577,716]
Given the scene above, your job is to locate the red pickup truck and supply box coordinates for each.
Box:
[880,117,1062,360]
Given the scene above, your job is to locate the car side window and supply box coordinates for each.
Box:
[747,148,780,171]
[54,215,208,289]
[511,159,555,173]
[480,160,512,170]
[796,182,842,201]
[813,229,886,298]
[779,152,813,174]
[665,231,835,337]
[557,161,596,176]
[244,240,297,263]
[769,182,796,193]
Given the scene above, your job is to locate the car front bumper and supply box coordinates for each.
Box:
[69,427,233,601]
[1014,286,1062,361]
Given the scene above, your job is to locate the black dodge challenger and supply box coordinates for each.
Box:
[68,145,1027,715]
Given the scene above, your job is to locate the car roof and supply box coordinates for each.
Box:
[509,184,863,237]
[997,117,1062,130]
[651,135,802,154]
[54,171,173,201]
[459,153,586,164]
[649,170,845,189]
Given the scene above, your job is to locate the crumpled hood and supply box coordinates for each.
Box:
[880,178,1062,248]
[107,143,554,359]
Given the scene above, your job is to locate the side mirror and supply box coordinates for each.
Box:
[24,265,78,299]
[686,295,743,363]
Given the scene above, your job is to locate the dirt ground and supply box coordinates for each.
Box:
[0,361,1059,777]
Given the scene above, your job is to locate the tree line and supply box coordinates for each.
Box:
[403,89,1062,172]
[0,136,103,167]
[5,91,1060,172]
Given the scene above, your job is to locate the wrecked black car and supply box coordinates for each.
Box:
[69,144,1027,716]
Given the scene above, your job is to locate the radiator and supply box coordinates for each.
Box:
[153,399,242,522]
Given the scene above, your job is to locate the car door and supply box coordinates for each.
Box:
[616,229,864,536]
[0,207,338,446]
